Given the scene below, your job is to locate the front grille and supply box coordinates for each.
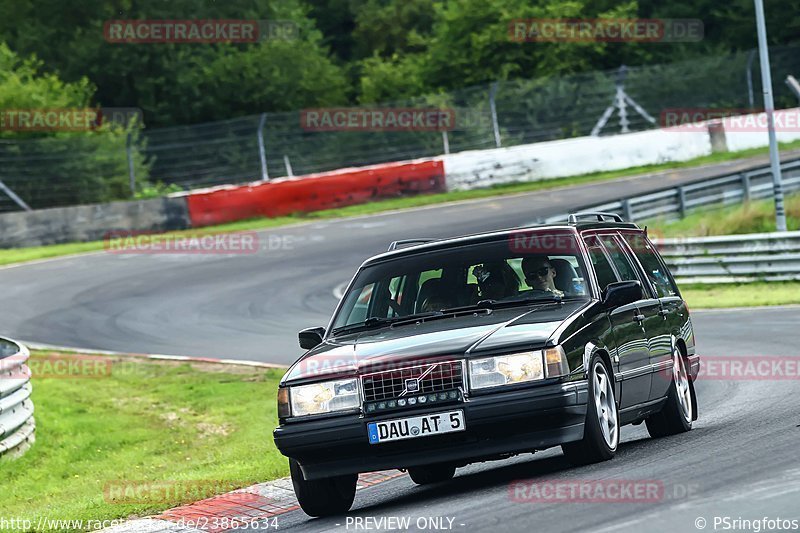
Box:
[361,361,464,402]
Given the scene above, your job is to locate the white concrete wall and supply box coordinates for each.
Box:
[442,128,712,190]
[722,107,800,152]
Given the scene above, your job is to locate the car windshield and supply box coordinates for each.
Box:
[331,230,591,332]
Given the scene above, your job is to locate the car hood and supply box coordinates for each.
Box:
[282,299,590,384]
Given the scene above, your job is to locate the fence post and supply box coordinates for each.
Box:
[283,155,294,178]
[741,172,751,202]
[0,180,32,211]
[677,186,687,218]
[746,49,757,109]
[489,82,502,148]
[258,113,269,181]
[126,132,136,196]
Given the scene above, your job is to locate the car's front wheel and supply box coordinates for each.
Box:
[562,355,619,465]
[646,347,694,438]
[289,459,357,517]
[407,463,456,485]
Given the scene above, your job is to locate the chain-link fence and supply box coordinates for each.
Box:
[1,44,799,212]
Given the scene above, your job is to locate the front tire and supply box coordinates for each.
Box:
[646,347,694,438]
[407,463,456,485]
[562,355,619,465]
[289,459,357,517]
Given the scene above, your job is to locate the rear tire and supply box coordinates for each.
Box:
[407,463,456,485]
[646,347,694,438]
[289,459,357,517]
[562,355,619,465]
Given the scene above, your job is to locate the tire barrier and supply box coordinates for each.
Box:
[0,337,35,459]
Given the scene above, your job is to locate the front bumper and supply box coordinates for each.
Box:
[274,380,589,480]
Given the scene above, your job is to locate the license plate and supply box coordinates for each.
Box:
[367,410,465,444]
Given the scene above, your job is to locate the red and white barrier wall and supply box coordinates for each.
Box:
[176,107,800,228]
[183,159,445,227]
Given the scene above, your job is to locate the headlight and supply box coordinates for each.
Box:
[288,378,360,417]
[469,347,570,390]
[469,352,544,389]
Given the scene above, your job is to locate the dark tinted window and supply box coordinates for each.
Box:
[621,233,678,298]
[599,235,640,283]
[583,236,618,291]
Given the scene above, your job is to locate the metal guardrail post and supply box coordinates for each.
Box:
[677,187,687,218]
[741,173,752,202]
[622,199,633,221]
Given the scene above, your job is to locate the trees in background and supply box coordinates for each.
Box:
[0,0,797,126]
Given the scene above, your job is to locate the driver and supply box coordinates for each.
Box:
[521,255,564,297]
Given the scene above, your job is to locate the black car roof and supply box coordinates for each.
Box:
[363,220,642,267]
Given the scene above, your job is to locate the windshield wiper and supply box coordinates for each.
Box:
[332,317,397,336]
[332,312,442,336]
[438,293,562,314]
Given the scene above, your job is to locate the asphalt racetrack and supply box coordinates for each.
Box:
[0,154,793,365]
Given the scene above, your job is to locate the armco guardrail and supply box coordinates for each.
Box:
[653,231,800,284]
[545,158,800,224]
[0,337,35,458]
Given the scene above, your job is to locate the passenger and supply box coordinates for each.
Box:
[472,262,520,300]
[521,255,564,297]
[419,294,448,312]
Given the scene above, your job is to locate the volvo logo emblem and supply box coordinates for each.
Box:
[405,378,420,393]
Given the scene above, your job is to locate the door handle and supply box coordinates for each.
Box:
[633,313,645,322]
[657,309,669,318]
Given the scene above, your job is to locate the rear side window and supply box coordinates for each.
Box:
[583,236,618,291]
[621,233,678,298]
[598,235,640,283]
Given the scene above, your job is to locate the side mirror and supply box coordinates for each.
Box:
[298,327,325,350]
[602,280,642,309]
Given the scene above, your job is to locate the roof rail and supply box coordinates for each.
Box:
[387,238,439,251]
[567,212,625,224]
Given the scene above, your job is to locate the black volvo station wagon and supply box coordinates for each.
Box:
[274,213,700,517]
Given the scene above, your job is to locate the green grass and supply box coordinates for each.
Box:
[0,352,288,531]
[650,193,800,238]
[3,139,800,267]
[680,282,800,308]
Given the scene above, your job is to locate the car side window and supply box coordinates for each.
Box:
[621,233,678,298]
[583,236,618,291]
[599,235,640,284]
